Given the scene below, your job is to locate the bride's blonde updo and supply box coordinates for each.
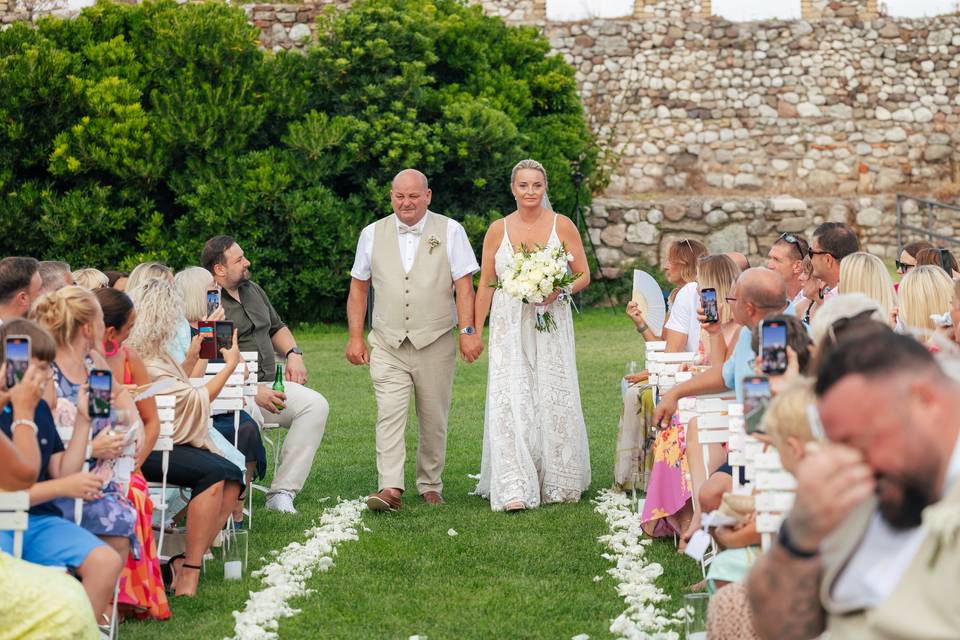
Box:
[29,285,101,348]
[511,159,548,187]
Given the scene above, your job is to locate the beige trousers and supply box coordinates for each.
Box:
[369,330,457,494]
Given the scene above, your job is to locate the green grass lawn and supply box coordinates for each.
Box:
[123,308,701,640]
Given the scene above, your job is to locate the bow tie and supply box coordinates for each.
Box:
[398,223,422,236]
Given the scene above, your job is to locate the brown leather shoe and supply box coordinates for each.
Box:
[367,489,402,512]
[422,491,445,505]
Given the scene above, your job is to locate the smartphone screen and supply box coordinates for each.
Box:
[701,288,719,324]
[206,289,220,317]
[4,336,30,388]
[198,321,217,360]
[215,321,234,355]
[88,369,112,418]
[761,320,788,375]
[743,375,771,434]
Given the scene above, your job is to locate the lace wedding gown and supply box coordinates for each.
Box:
[475,215,591,511]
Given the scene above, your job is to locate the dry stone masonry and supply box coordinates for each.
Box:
[4,0,959,272]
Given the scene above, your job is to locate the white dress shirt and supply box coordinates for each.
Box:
[350,211,479,281]
[831,434,960,608]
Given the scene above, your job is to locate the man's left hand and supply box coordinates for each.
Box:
[459,334,483,363]
[285,353,308,384]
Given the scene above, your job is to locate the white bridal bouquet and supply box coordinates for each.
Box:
[494,243,581,332]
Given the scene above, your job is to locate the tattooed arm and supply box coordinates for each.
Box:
[745,543,825,640]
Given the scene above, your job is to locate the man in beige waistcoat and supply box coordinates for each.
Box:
[746,327,960,640]
[346,169,483,512]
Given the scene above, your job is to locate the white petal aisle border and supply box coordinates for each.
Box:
[228,497,367,640]
[593,489,686,640]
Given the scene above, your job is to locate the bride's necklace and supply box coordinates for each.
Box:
[517,209,544,231]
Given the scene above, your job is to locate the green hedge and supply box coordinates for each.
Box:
[0,0,598,321]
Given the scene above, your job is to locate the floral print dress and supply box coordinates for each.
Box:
[51,362,139,558]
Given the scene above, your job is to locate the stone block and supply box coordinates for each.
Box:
[779,216,811,233]
[770,196,808,212]
[925,145,952,162]
[600,223,627,248]
[626,221,658,244]
[856,207,883,226]
[705,223,749,255]
[663,203,686,222]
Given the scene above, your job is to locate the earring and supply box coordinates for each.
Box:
[103,339,120,357]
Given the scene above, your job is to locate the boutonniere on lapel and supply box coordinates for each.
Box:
[427,234,441,254]
[922,503,960,568]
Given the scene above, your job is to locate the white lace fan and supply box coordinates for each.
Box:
[632,270,667,336]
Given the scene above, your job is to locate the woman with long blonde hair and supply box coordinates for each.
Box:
[126,278,244,597]
[898,265,954,334]
[474,159,591,512]
[838,252,896,323]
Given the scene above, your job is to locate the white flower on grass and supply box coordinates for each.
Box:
[447,528,458,537]
[593,489,685,640]
[228,497,367,640]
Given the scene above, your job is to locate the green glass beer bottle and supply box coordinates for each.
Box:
[272,363,285,410]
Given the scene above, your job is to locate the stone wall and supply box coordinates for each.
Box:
[554,8,960,269]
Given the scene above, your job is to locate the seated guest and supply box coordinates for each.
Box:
[614,248,724,494]
[38,260,73,294]
[104,270,128,290]
[71,268,109,290]
[175,265,267,525]
[896,240,934,279]
[765,233,807,307]
[897,265,954,338]
[126,278,244,597]
[649,256,744,529]
[125,262,192,366]
[0,318,123,624]
[838,252,897,324]
[808,222,860,300]
[916,247,960,280]
[626,238,708,350]
[747,328,960,639]
[202,235,329,514]
[0,363,100,639]
[95,287,170,620]
[0,257,42,323]
[795,256,823,324]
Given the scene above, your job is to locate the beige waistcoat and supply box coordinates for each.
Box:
[820,478,960,639]
[371,212,454,350]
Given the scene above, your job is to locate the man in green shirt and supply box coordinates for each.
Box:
[203,235,329,514]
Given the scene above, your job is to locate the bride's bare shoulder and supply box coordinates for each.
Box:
[485,216,509,240]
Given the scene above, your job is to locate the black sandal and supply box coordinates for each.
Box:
[161,553,184,591]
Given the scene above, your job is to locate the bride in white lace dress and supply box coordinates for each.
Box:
[473,159,592,511]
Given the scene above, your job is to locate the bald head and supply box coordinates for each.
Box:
[739,267,787,309]
[392,169,429,190]
[725,252,750,271]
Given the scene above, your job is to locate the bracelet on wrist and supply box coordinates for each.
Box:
[11,419,39,437]
[636,323,649,334]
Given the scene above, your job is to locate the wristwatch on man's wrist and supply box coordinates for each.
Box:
[285,347,304,358]
[460,326,476,335]
[778,519,819,559]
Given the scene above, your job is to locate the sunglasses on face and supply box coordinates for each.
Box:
[778,233,808,260]
[895,260,915,273]
[807,248,834,260]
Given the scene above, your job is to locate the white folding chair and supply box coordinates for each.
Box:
[0,491,29,559]
[146,395,177,561]
[55,425,93,526]
[754,450,797,551]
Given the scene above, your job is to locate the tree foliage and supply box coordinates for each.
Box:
[0,0,598,321]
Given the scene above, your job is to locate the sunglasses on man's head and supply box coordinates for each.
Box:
[778,232,808,259]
